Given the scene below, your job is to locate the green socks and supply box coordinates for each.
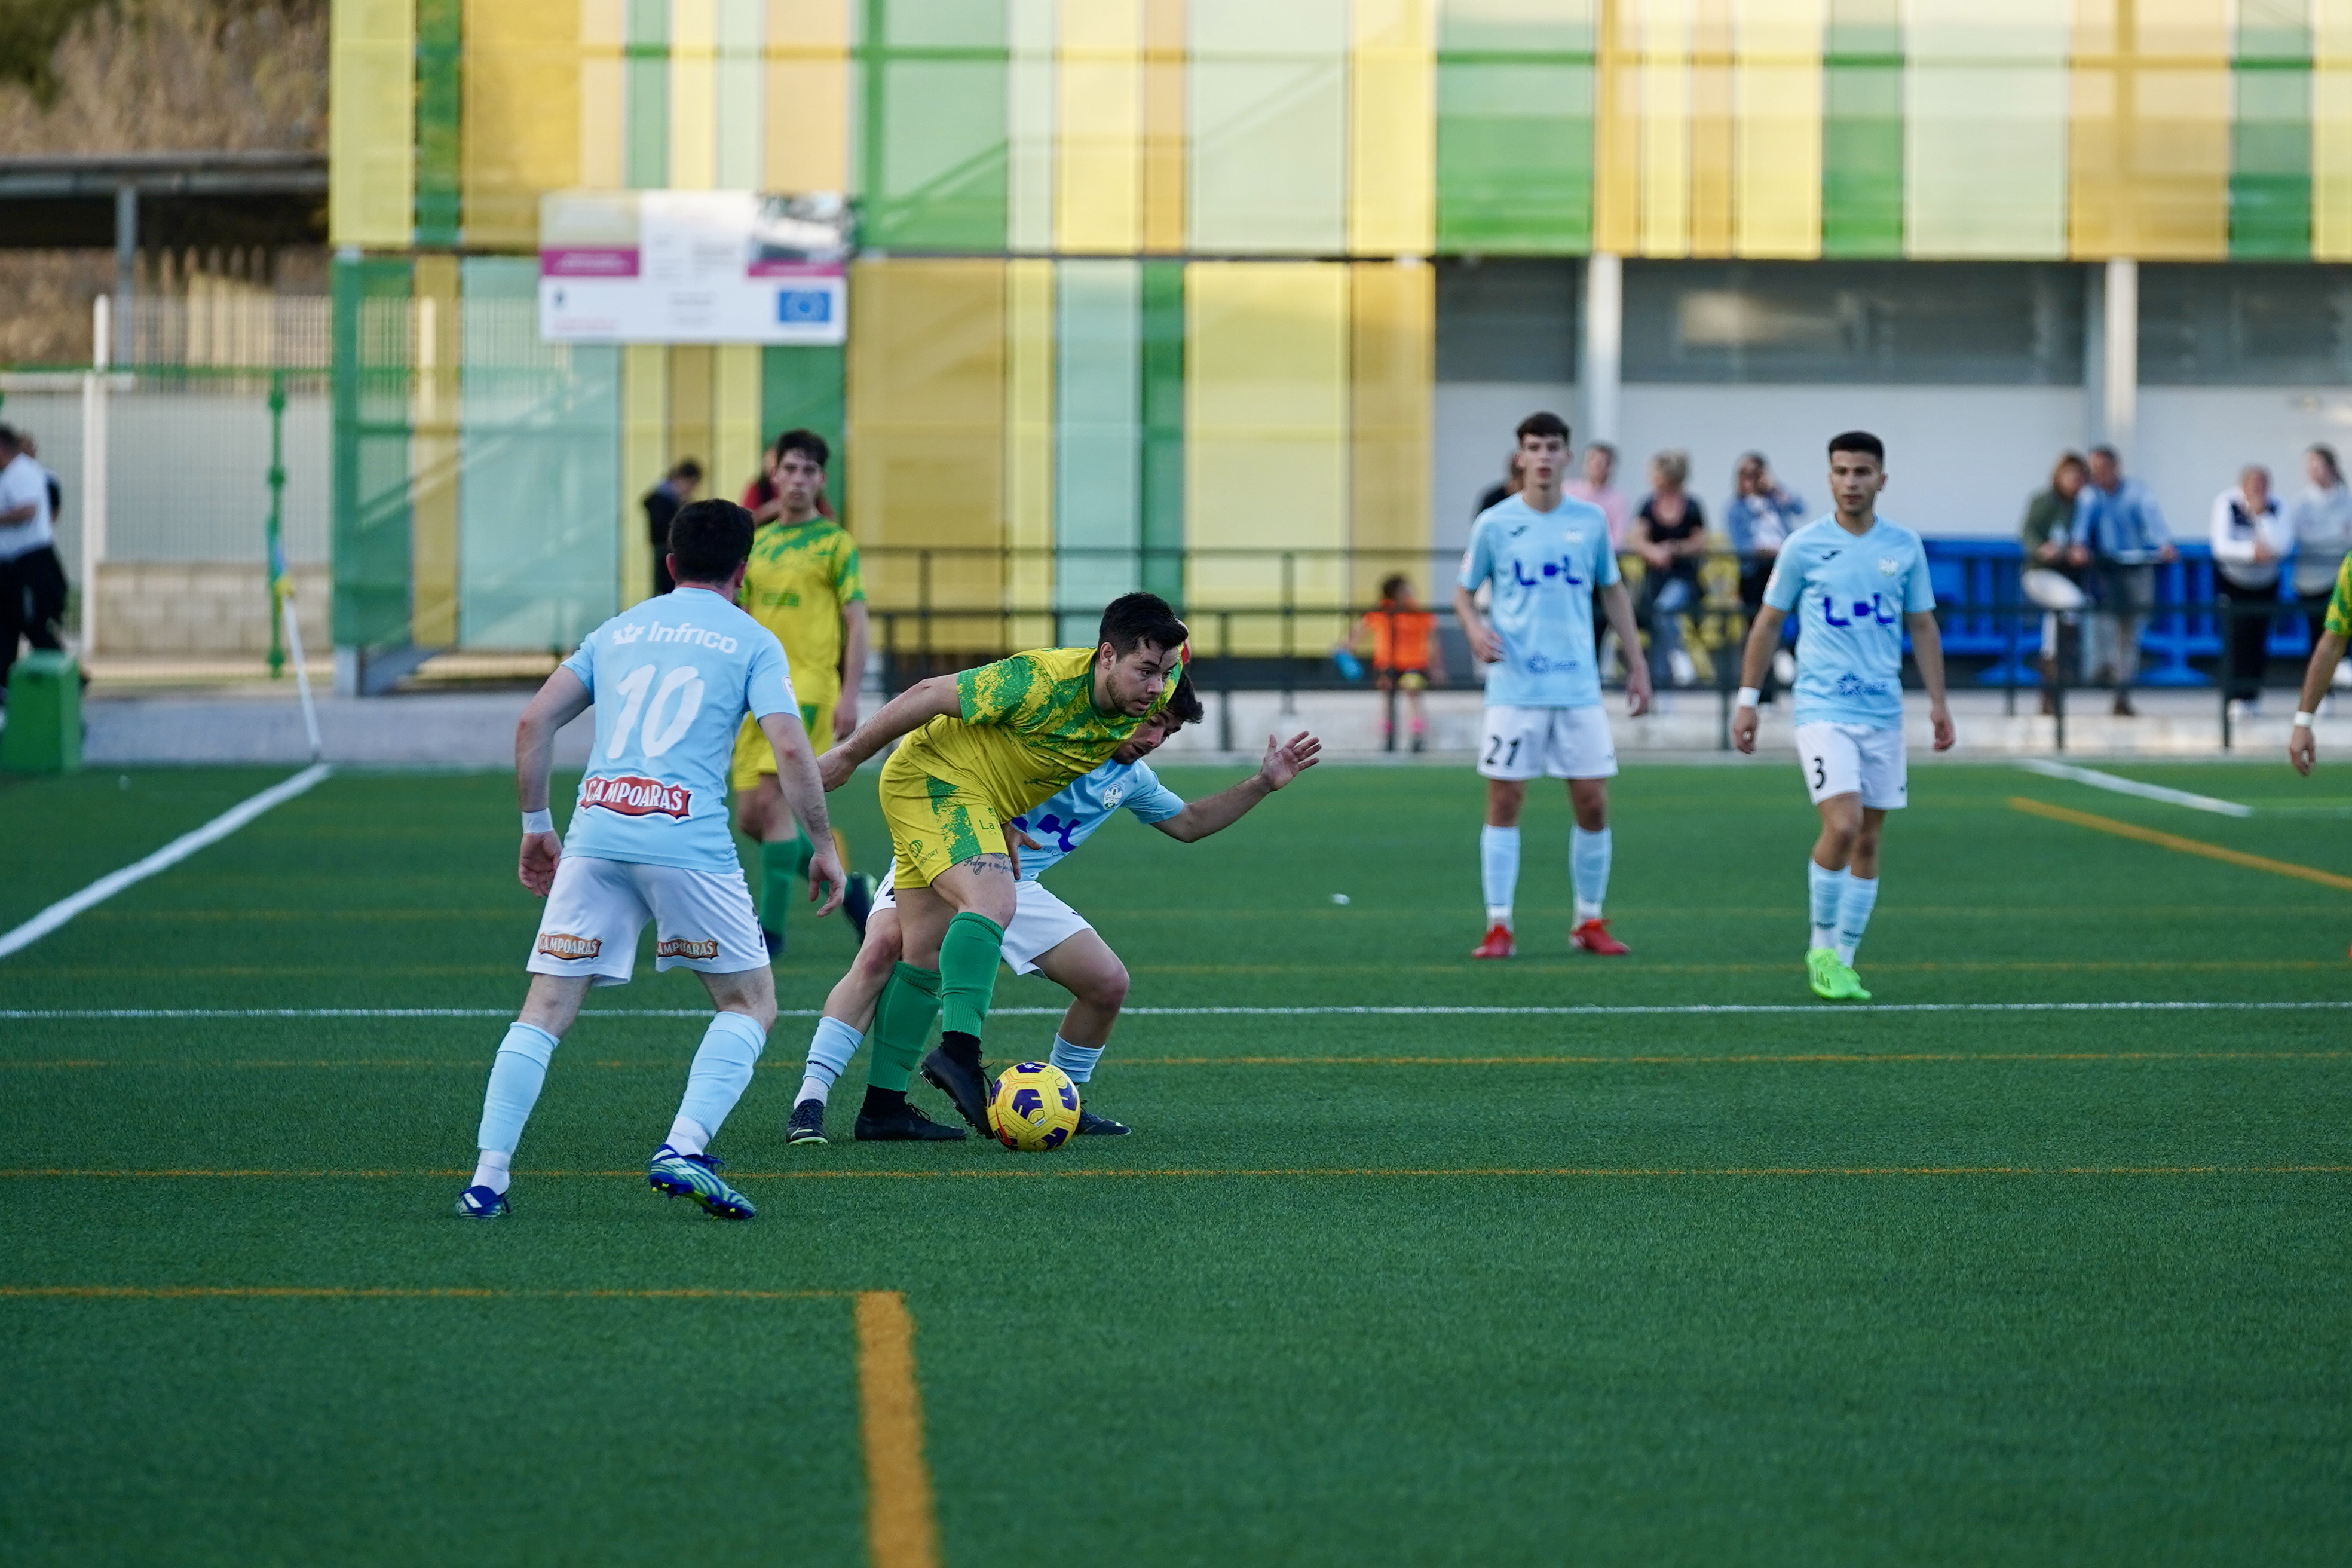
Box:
[867,962,942,1092]
[938,910,1006,1040]
[760,834,817,929]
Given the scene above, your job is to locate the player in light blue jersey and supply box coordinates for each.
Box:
[1453,411,1653,961]
[1732,431,1954,1002]
[452,500,846,1221]
[785,674,1321,1143]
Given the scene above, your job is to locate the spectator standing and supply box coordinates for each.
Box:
[1474,450,1524,518]
[642,459,703,595]
[20,433,60,520]
[2209,464,2292,716]
[1724,452,1803,703]
[2290,443,2352,662]
[1633,450,1707,689]
[1340,574,1442,751]
[2073,444,2176,716]
[2019,452,2091,715]
[0,424,66,700]
[1564,441,1631,548]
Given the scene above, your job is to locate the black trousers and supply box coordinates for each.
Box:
[2216,577,2274,703]
[0,544,67,693]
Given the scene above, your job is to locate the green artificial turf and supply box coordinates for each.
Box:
[2,758,2348,1565]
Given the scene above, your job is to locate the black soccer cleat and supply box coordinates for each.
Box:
[854,1098,968,1141]
[843,873,875,939]
[1074,1105,1129,1137]
[785,1097,829,1146]
[921,1036,993,1132]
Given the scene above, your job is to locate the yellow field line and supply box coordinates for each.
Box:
[7,1050,2347,1071]
[2010,796,2352,891]
[5,1165,2346,1180]
[855,1291,940,1568]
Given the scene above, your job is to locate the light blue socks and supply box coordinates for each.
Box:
[1570,826,1611,921]
[1808,859,1846,951]
[1480,825,1520,927]
[1049,1035,1104,1085]
[476,1021,559,1160]
[797,1016,864,1105]
[667,1010,769,1155]
[1836,874,1879,967]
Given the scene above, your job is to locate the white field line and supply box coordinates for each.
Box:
[0,764,333,961]
[3,1000,2351,1021]
[2016,759,2253,817]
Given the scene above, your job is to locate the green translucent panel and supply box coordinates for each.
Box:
[1139,260,1186,606]
[761,346,848,514]
[456,258,621,650]
[1056,260,1141,613]
[413,0,463,247]
[1821,62,1903,258]
[1434,59,1594,253]
[626,0,668,189]
[330,256,414,650]
[861,0,1007,249]
[2232,22,2312,261]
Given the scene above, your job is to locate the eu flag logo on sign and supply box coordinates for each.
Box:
[778,289,832,324]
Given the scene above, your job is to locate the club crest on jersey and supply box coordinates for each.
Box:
[1878,556,1901,575]
[656,937,719,960]
[536,932,602,960]
[580,774,691,818]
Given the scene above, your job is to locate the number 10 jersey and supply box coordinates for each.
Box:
[558,585,798,873]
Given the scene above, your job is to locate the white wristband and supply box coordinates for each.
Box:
[522,808,554,834]
[2294,711,2316,729]
[1735,687,1761,710]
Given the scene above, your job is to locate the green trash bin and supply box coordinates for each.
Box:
[1,650,81,773]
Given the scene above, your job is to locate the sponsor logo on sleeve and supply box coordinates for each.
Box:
[580,774,692,818]
[536,932,602,960]
[656,937,719,960]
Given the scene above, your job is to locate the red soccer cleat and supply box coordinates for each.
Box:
[1471,923,1515,960]
[1570,918,1631,956]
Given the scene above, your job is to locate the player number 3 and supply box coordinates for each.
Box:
[604,663,707,761]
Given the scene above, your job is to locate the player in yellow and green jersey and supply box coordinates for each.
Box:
[2288,552,2352,774]
[814,593,1188,1133]
[729,428,874,953]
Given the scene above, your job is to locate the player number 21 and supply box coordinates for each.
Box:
[605,663,706,761]
[1483,735,1522,767]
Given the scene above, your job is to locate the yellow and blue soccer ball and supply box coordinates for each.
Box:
[987,1062,1080,1152]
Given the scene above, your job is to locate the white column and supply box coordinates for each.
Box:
[2103,256,2137,460]
[80,295,110,660]
[1581,252,1622,446]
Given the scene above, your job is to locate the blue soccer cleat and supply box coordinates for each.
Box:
[452,1184,509,1219]
[647,1145,758,1220]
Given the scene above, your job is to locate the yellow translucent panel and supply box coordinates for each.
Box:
[412,258,460,644]
[670,0,719,190]
[1906,0,2068,258]
[764,0,851,192]
[846,260,1008,636]
[1185,262,1348,653]
[2069,0,2230,258]
[1689,0,1733,256]
[1619,0,1697,256]
[1059,0,1144,252]
[1594,0,1642,251]
[1349,260,1433,608]
[1733,0,1821,258]
[1349,0,1435,254]
[620,346,667,608]
[580,0,626,191]
[1143,0,1188,250]
[2319,2,2352,258]
[715,345,762,504]
[1004,259,1056,629]
[1189,0,1348,253]
[463,0,580,249]
[330,0,416,247]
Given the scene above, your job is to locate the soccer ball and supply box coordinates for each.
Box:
[987,1062,1081,1152]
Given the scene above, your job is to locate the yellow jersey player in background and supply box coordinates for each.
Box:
[815,592,1188,1134]
[729,428,874,953]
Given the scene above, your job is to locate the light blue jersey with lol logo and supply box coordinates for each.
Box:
[1763,516,1936,730]
[559,586,797,873]
[1007,758,1186,881]
[1457,492,1621,709]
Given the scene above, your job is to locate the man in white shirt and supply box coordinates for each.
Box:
[0,424,66,700]
[2210,464,2293,717]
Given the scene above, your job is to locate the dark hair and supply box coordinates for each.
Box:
[1379,572,1411,601]
[667,499,756,584]
[0,424,19,449]
[2314,443,2344,483]
[2050,450,2088,488]
[1097,592,1188,657]
[1516,411,1570,444]
[1827,430,1885,464]
[1163,669,1205,727]
[669,458,703,482]
[2088,443,2120,465]
[773,428,830,468]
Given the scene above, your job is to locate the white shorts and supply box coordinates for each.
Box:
[1793,722,1908,810]
[871,869,1094,977]
[526,854,768,987]
[1478,704,1618,782]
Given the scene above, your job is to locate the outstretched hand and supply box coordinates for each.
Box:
[519,831,562,897]
[807,845,847,918]
[2290,725,2317,776]
[1259,731,1322,790]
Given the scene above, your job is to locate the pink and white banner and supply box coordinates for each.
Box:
[538,191,848,346]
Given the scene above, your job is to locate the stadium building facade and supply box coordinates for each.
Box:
[328,0,2352,668]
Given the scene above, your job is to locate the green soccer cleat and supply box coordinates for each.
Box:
[1833,960,1872,1001]
[1807,947,1871,1002]
[647,1145,758,1220]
